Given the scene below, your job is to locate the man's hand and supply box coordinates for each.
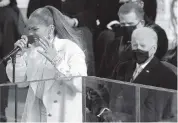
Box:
[63,15,78,27]
[100,110,121,122]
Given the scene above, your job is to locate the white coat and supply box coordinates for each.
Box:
[6,37,87,122]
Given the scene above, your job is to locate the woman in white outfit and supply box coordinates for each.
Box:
[6,6,87,122]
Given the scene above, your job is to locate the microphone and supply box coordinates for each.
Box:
[1,35,35,62]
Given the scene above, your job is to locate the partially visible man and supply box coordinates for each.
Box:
[97,2,168,78]
[97,0,157,31]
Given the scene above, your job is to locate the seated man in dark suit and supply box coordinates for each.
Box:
[113,27,177,89]
[97,2,168,78]
[87,27,177,122]
[105,28,177,121]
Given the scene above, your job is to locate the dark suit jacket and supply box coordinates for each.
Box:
[27,0,98,30]
[113,57,177,90]
[0,5,21,61]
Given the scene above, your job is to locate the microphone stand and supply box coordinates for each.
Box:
[0,55,18,122]
[12,55,17,122]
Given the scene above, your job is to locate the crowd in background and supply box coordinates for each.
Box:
[0,0,177,122]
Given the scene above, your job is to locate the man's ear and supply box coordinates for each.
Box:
[151,45,157,55]
[153,44,158,52]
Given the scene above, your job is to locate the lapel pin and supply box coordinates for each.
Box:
[146,70,149,73]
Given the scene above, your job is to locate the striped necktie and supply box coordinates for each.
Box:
[130,65,143,82]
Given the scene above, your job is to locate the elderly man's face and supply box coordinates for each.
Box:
[131,31,157,64]
[131,36,153,52]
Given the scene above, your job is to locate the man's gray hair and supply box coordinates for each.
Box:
[132,27,158,44]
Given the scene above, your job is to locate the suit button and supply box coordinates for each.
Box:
[48,113,52,117]
[54,100,58,103]
[57,91,61,95]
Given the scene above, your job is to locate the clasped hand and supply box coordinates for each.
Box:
[14,35,58,65]
[37,37,58,66]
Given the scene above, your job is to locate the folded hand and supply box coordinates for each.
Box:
[37,38,58,65]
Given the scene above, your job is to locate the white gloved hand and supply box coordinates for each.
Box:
[106,20,120,30]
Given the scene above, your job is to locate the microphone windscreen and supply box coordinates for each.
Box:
[27,35,36,45]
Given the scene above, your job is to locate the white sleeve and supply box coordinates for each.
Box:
[55,42,87,92]
[56,52,87,92]
[66,52,87,76]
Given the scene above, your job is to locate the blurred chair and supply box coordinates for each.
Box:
[148,61,177,122]
[161,61,177,75]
